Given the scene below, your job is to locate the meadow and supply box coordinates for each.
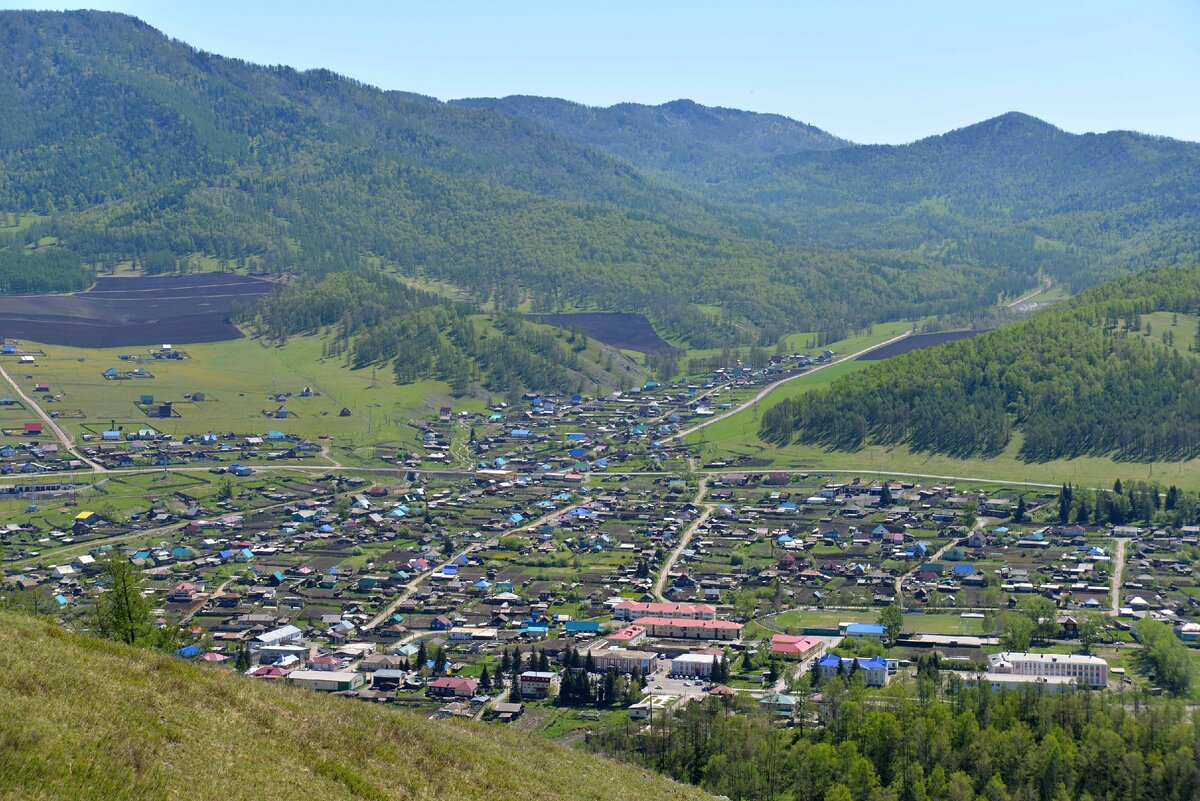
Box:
[3,335,487,464]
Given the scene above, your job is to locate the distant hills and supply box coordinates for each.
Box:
[0,610,716,801]
[1,10,1199,364]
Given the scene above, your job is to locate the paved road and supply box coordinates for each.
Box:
[663,331,912,443]
[652,478,711,601]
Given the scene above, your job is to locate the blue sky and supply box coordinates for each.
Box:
[4,1,1198,143]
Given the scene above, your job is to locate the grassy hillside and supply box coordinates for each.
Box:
[0,610,715,801]
[747,266,1200,478]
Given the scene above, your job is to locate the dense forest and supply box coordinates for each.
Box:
[2,11,1199,360]
[0,247,92,294]
[242,273,616,396]
[760,266,1200,462]
[591,671,1200,801]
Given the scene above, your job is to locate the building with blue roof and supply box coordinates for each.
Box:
[845,623,886,638]
[817,654,890,686]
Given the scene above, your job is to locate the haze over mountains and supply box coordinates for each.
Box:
[1,10,1198,356]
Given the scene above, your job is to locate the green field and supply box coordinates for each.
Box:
[688,317,1200,491]
[695,426,1200,491]
[770,609,986,636]
[3,335,492,464]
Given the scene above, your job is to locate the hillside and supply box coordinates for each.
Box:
[0,9,993,351]
[0,610,715,801]
[759,265,1200,463]
[2,10,1199,362]
[471,98,1200,293]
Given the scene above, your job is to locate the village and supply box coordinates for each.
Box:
[2,340,1199,739]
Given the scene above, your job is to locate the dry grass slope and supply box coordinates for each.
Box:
[0,611,714,801]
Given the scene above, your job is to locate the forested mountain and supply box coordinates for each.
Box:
[1,10,1198,364]
[453,95,850,186]
[469,102,1200,291]
[760,265,1200,463]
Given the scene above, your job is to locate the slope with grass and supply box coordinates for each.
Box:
[0,610,715,801]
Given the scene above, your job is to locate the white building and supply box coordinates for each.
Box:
[670,652,719,678]
[987,652,1108,688]
[588,646,658,674]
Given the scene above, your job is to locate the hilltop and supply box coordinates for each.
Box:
[0,610,714,801]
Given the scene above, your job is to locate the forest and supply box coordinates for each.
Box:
[760,266,1200,463]
[0,247,92,294]
[590,671,1200,801]
[242,272,602,396]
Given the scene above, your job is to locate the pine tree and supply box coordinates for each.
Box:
[480,665,492,692]
[416,640,428,674]
[1013,495,1027,523]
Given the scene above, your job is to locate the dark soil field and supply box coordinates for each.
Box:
[530,312,674,353]
[858,329,984,360]
[0,273,274,347]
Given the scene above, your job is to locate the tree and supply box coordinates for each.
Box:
[1018,595,1060,644]
[93,552,153,646]
[416,640,428,673]
[479,665,492,692]
[997,611,1035,651]
[236,645,251,671]
[879,603,903,645]
[1013,494,1027,523]
[217,477,233,502]
[433,646,447,676]
[1076,613,1105,653]
[880,483,893,507]
[959,501,979,529]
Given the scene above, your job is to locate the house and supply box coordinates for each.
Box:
[430,615,454,631]
[426,677,479,698]
[613,600,716,621]
[564,620,601,635]
[769,634,825,661]
[490,702,524,722]
[250,624,303,652]
[758,692,799,717]
[167,582,200,603]
[288,670,364,692]
[630,617,743,641]
[817,654,890,687]
[518,671,555,699]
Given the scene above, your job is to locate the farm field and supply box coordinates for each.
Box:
[0,274,273,347]
[856,329,984,360]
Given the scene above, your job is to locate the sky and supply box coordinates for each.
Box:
[3,1,1199,144]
